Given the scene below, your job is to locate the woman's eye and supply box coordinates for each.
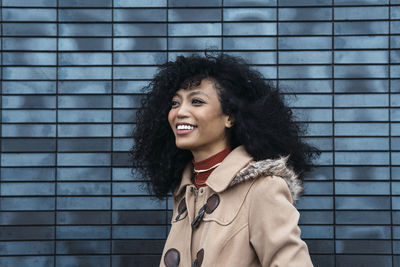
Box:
[192,99,204,105]
[171,100,179,107]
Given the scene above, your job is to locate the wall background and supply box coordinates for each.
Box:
[0,0,399,266]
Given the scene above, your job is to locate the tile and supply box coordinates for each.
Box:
[0,257,53,267]
[224,8,276,21]
[56,256,109,267]
[59,0,111,7]
[3,23,56,36]
[59,9,111,22]
[170,8,221,21]
[115,9,166,22]
[279,7,331,20]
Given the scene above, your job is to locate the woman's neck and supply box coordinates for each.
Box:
[192,147,231,188]
[191,143,230,162]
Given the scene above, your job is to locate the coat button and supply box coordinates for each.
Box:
[164,248,180,267]
[175,197,187,221]
[192,194,219,228]
[205,194,220,214]
[192,248,204,267]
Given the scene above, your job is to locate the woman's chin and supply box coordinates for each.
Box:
[175,142,194,150]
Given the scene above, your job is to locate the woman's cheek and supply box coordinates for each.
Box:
[167,110,176,132]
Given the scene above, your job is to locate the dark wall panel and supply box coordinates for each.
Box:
[0,0,398,266]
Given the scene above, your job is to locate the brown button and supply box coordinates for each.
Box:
[196,248,204,266]
[192,248,204,267]
[205,194,220,214]
[178,198,186,214]
[164,248,180,267]
[175,197,187,221]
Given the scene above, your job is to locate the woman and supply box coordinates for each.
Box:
[131,54,319,267]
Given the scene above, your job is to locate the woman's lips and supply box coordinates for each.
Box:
[176,124,197,135]
[176,128,196,135]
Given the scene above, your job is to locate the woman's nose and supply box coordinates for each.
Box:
[177,102,190,118]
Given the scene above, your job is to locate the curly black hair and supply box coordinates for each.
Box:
[131,53,320,199]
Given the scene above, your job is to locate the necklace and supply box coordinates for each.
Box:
[193,162,221,173]
[194,179,207,186]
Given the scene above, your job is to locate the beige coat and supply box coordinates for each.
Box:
[160,146,313,267]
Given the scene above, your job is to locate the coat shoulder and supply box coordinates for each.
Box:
[228,156,304,202]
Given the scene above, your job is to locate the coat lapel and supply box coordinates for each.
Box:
[206,146,253,193]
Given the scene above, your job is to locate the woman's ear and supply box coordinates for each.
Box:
[225,115,234,128]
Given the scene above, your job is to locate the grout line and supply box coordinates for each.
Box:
[277,0,279,89]
[221,0,223,52]
[54,0,59,265]
[388,1,394,267]
[0,0,3,210]
[166,0,170,241]
[110,2,114,266]
[332,1,337,265]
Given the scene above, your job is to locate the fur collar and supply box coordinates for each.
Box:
[228,156,303,202]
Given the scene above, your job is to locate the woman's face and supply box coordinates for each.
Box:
[168,79,232,160]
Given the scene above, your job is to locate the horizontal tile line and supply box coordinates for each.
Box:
[1,34,398,38]
[0,224,168,226]
[0,210,165,213]
[0,20,389,23]
[3,63,399,67]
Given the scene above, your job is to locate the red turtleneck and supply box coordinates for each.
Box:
[192,147,231,189]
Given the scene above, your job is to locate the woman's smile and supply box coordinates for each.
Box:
[176,123,197,135]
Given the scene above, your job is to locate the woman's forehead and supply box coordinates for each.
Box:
[179,77,203,90]
[178,77,216,91]
[174,79,217,98]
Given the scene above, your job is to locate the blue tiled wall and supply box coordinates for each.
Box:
[0,0,398,266]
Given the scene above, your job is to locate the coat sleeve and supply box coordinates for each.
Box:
[248,176,314,267]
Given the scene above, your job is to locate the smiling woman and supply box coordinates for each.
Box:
[131,54,320,267]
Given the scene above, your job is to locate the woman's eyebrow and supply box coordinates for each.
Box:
[173,92,181,98]
[188,91,209,99]
[173,90,209,99]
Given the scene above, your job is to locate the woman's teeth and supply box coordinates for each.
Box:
[177,125,195,130]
